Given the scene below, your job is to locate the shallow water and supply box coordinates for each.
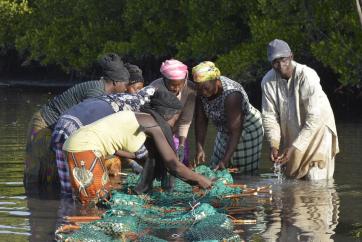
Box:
[0,86,361,241]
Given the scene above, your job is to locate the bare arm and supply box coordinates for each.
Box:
[215,92,244,170]
[152,126,211,186]
[194,96,208,164]
[114,150,136,159]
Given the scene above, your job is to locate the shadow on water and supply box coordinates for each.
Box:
[0,86,362,241]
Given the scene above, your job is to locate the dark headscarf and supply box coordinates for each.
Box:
[98,53,130,82]
[125,63,144,85]
[140,85,182,151]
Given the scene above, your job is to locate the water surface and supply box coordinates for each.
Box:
[0,86,361,241]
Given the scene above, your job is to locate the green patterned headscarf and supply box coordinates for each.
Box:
[192,61,221,83]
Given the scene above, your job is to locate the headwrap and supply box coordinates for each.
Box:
[124,63,144,85]
[160,59,188,80]
[140,85,182,151]
[98,53,130,83]
[267,39,292,62]
[192,61,221,83]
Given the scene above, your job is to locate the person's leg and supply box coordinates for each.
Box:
[134,156,155,194]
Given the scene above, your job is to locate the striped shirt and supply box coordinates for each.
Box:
[40,80,106,127]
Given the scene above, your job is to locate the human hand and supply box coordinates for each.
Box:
[276,146,295,165]
[213,160,228,171]
[270,147,279,162]
[198,175,213,189]
[193,149,206,167]
[176,145,185,162]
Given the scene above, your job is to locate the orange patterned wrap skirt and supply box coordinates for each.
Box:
[66,150,114,205]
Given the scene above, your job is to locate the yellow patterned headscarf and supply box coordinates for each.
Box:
[192,61,221,83]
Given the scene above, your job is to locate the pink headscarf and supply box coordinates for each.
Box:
[160,59,188,80]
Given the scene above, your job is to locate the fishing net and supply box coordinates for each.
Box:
[55,165,269,241]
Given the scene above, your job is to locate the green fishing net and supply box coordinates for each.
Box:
[56,165,246,241]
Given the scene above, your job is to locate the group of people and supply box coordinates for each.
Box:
[24,39,339,204]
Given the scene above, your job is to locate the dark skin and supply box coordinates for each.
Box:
[126,82,144,94]
[270,54,296,165]
[194,79,244,170]
[104,79,128,94]
[133,112,212,189]
[163,77,187,146]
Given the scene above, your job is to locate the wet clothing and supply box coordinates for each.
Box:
[52,88,154,193]
[65,150,111,205]
[200,76,264,171]
[62,111,147,202]
[211,107,263,172]
[261,61,339,179]
[24,80,107,186]
[24,111,58,185]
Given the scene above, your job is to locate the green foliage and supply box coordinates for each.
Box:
[15,0,128,71]
[351,223,362,238]
[0,0,361,86]
[0,0,31,49]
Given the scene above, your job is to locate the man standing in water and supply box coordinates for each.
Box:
[261,39,339,180]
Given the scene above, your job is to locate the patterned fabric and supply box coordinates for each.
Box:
[52,115,82,193]
[200,76,264,171]
[98,86,155,113]
[55,143,72,193]
[66,150,111,205]
[52,88,154,193]
[134,144,148,160]
[210,106,264,172]
[201,76,250,133]
[192,61,221,83]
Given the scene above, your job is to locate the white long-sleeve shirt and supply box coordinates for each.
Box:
[261,61,338,153]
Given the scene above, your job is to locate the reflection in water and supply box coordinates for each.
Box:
[0,87,362,241]
[261,180,339,242]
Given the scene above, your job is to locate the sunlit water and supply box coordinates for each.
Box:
[0,86,361,241]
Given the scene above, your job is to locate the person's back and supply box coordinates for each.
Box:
[63,111,146,157]
[41,80,106,128]
[24,53,130,187]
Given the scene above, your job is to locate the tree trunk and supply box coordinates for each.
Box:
[356,0,362,29]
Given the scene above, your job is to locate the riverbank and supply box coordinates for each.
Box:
[1,77,362,120]
[0,80,75,88]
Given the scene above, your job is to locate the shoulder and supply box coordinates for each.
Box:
[134,112,158,127]
[149,78,163,87]
[184,80,197,96]
[261,69,276,88]
[74,80,103,89]
[295,62,320,85]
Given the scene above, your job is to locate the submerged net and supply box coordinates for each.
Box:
[56,165,266,241]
